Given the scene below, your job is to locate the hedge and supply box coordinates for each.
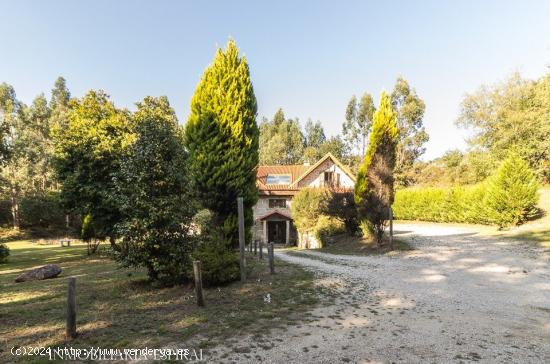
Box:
[393,154,539,227]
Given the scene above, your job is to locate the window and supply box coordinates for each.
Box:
[323,171,340,188]
[266,174,291,185]
[269,199,287,208]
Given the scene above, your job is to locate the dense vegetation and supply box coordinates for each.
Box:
[393,154,539,227]
[184,39,259,247]
[290,188,346,247]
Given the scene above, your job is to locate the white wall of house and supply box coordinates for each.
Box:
[306,163,354,188]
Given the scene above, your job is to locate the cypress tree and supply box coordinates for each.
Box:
[354,92,398,246]
[184,40,259,245]
[485,153,539,227]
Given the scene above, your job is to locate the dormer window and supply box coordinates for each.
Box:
[266,174,291,185]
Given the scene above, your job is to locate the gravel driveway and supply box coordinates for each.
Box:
[211,223,550,363]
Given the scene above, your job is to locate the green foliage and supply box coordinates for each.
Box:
[259,109,305,165]
[190,230,240,286]
[291,188,346,247]
[393,155,539,227]
[328,191,359,234]
[314,215,345,244]
[457,71,550,183]
[355,92,398,244]
[184,39,259,247]
[115,96,195,285]
[485,153,539,227]
[19,192,65,228]
[53,90,133,243]
[291,188,332,233]
[342,93,374,158]
[392,77,429,187]
[0,243,9,263]
[412,149,497,186]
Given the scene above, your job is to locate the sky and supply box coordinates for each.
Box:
[1,0,549,160]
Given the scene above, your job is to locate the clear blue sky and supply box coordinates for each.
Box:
[1,0,549,160]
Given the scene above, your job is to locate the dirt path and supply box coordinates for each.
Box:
[208,224,550,363]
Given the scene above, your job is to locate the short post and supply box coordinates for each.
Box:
[193,261,204,307]
[268,242,275,274]
[237,197,246,282]
[254,240,257,255]
[66,277,77,339]
[389,207,394,249]
[259,240,263,260]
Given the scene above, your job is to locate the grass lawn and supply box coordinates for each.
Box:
[312,233,412,256]
[0,239,319,363]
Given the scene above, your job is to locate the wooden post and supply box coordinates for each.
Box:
[66,277,77,339]
[268,242,275,274]
[254,240,257,255]
[193,261,204,307]
[237,197,246,282]
[285,220,290,246]
[259,240,263,260]
[389,207,394,249]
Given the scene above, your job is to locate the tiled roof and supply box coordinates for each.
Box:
[256,165,310,191]
[256,153,356,193]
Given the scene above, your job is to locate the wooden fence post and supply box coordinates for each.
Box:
[389,207,394,249]
[268,242,275,274]
[193,261,204,307]
[237,197,246,282]
[66,277,77,339]
[259,240,263,260]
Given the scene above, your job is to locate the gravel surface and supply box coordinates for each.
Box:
[208,223,550,363]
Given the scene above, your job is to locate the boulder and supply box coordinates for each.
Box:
[15,264,62,283]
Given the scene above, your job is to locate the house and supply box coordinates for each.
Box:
[252,153,356,247]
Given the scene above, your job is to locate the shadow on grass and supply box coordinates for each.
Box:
[1,244,320,361]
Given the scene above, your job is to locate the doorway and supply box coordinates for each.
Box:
[267,221,286,244]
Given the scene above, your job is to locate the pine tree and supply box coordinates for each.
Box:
[184,39,259,245]
[485,153,539,227]
[354,92,398,246]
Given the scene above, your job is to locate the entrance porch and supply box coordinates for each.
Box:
[256,210,296,246]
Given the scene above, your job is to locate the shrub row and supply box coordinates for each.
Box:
[393,155,539,227]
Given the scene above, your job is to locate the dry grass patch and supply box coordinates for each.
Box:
[0,240,318,362]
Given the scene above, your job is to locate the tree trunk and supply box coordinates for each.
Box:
[10,186,20,230]
[109,236,120,252]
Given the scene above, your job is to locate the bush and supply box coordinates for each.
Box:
[314,215,345,244]
[190,229,240,286]
[291,188,332,234]
[485,154,539,227]
[0,243,9,263]
[328,192,359,234]
[393,155,539,227]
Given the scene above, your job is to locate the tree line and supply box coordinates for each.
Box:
[0,40,258,285]
[259,76,429,188]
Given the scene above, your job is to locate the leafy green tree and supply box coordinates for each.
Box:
[303,119,326,163]
[25,94,54,191]
[53,90,133,246]
[457,72,550,182]
[0,83,28,229]
[319,136,348,162]
[391,77,429,187]
[354,92,398,246]
[184,39,259,245]
[485,153,539,227]
[342,93,375,156]
[259,109,304,165]
[115,96,195,284]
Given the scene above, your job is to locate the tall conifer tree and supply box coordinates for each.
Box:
[354,92,398,246]
[184,40,259,244]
